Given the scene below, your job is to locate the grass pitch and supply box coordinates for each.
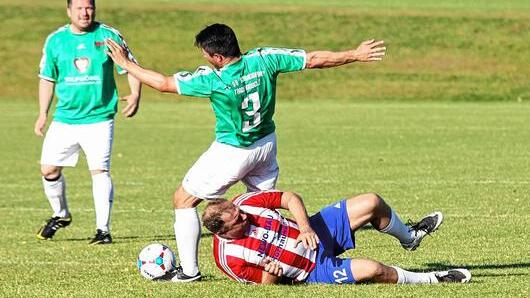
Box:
[0,0,529,297]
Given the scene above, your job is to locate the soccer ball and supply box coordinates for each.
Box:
[137,243,176,280]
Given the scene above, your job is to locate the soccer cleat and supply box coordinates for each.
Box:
[435,269,472,283]
[89,229,112,245]
[401,211,443,251]
[161,266,202,283]
[36,216,72,240]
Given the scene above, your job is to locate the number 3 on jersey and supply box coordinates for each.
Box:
[241,92,261,132]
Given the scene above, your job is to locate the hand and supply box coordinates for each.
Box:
[121,93,140,117]
[105,38,132,69]
[263,259,283,277]
[296,226,319,250]
[34,114,47,136]
[352,39,386,62]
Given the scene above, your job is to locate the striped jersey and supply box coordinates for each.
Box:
[173,48,306,147]
[213,191,316,284]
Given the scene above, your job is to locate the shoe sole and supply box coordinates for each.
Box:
[171,275,202,283]
[403,211,444,251]
[89,240,112,245]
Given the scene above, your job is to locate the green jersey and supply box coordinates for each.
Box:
[174,47,306,147]
[39,22,135,124]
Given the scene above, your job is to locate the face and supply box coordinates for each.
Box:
[67,0,95,33]
[218,204,249,239]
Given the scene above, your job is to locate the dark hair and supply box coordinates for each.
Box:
[195,23,242,58]
[67,0,95,7]
[202,200,233,234]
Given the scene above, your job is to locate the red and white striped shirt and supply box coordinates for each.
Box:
[213,191,316,284]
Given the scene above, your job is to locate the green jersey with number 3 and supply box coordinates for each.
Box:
[174,47,306,147]
[39,22,135,124]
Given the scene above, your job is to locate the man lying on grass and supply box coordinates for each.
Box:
[201,191,471,285]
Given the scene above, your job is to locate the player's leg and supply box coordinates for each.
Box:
[80,120,114,244]
[171,185,203,282]
[37,121,79,240]
[350,258,471,284]
[346,193,443,250]
[171,140,254,281]
[241,133,278,192]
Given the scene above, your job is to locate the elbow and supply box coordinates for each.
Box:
[157,77,176,93]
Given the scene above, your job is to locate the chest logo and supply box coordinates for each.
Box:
[74,57,90,73]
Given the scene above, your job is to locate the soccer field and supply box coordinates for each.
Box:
[1,0,529,297]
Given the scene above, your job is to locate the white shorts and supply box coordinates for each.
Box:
[40,120,114,171]
[182,132,279,200]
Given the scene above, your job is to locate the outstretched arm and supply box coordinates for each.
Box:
[105,39,176,93]
[305,39,385,69]
[280,192,319,250]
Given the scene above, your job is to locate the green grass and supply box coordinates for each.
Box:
[1,100,529,297]
[0,0,529,101]
[1,0,529,297]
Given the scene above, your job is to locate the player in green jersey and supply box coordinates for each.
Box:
[105,23,385,281]
[35,0,142,244]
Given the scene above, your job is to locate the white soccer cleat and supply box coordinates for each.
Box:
[401,211,444,251]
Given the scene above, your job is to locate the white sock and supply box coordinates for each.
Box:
[174,207,201,276]
[92,172,113,233]
[379,209,414,244]
[392,266,439,284]
[42,175,69,218]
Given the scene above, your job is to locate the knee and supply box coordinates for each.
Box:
[41,166,61,180]
[173,186,202,209]
[360,192,384,212]
[363,262,394,283]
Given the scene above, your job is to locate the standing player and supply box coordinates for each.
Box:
[202,191,470,285]
[35,0,142,244]
[104,23,385,281]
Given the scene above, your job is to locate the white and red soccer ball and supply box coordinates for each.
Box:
[137,243,176,280]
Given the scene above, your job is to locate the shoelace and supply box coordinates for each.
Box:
[406,218,434,235]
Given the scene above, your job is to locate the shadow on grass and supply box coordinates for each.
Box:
[423,262,530,273]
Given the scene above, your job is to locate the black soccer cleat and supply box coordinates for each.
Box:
[36,216,72,240]
[89,229,112,245]
[161,265,202,283]
[435,269,472,283]
[401,211,444,251]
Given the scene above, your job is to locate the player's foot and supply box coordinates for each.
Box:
[166,266,202,282]
[435,269,471,283]
[89,229,112,245]
[36,216,72,240]
[401,211,443,251]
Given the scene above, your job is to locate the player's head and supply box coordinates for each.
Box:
[195,24,242,68]
[202,199,249,239]
[67,0,96,32]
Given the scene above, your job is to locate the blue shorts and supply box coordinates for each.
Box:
[305,200,356,284]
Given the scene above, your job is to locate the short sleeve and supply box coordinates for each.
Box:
[38,37,58,82]
[233,191,283,209]
[173,66,214,97]
[260,48,306,74]
[233,263,263,284]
